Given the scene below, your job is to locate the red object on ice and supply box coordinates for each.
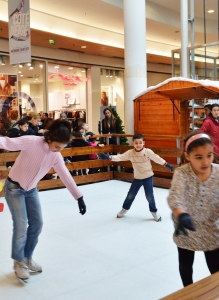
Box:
[0,203,4,212]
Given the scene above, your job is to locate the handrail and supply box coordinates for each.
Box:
[72,133,183,139]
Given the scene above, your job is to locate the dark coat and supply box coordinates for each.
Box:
[28,122,43,136]
[70,138,89,162]
[7,125,28,138]
[101,118,120,144]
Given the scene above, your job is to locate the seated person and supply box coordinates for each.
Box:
[40,112,53,130]
[6,119,29,168]
[88,136,104,174]
[71,126,89,175]
[81,122,94,143]
[27,112,45,135]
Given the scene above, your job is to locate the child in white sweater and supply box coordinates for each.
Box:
[99,133,173,221]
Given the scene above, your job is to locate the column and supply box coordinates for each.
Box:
[180,0,189,77]
[86,66,101,133]
[123,0,147,135]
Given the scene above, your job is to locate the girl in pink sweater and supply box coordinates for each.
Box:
[2,119,86,282]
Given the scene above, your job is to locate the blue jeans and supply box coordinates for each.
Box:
[122,176,157,212]
[4,179,43,261]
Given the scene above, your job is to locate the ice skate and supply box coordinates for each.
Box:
[117,208,127,218]
[24,258,42,273]
[151,212,161,222]
[14,260,29,282]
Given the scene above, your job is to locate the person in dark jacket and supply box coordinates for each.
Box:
[200,103,219,156]
[7,119,29,138]
[27,112,45,136]
[71,126,89,175]
[40,112,53,129]
[6,119,29,168]
[101,107,120,145]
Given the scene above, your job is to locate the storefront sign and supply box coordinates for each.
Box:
[49,73,89,86]
[8,0,31,65]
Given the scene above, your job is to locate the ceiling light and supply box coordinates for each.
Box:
[54,65,59,69]
[39,63,43,69]
[20,74,23,77]
[19,63,24,68]
[68,67,73,70]
[81,46,86,48]
[106,69,109,77]
[0,56,5,65]
[208,10,214,13]
[27,62,31,66]
[115,70,119,78]
[18,71,22,74]
[29,62,35,70]
[81,70,85,72]
[110,70,113,77]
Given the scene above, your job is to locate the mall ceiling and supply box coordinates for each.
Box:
[0,0,218,66]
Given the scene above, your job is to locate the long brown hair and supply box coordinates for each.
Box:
[103,108,116,130]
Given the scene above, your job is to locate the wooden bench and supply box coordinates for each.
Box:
[160,272,219,300]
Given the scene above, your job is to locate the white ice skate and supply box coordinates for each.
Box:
[14,260,29,282]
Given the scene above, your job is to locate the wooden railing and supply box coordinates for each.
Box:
[0,134,183,196]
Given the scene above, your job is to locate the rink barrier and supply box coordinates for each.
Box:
[0,134,182,196]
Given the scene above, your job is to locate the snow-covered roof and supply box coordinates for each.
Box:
[134,77,219,100]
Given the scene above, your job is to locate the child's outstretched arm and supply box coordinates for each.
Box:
[164,162,174,171]
[98,150,131,162]
[147,148,174,171]
[98,153,110,160]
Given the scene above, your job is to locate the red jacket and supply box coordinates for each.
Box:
[200,116,219,155]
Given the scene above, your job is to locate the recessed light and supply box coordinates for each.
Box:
[68,67,73,70]
[81,70,85,72]
[54,65,59,69]
[81,46,86,49]
[29,67,33,70]
[39,63,43,69]
[20,74,23,77]
[208,10,214,13]
[18,71,21,74]
[27,62,31,66]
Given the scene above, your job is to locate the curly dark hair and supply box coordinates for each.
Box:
[44,119,71,144]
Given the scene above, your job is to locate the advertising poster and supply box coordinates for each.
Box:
[0,74,18,135]
[8,0,31,65]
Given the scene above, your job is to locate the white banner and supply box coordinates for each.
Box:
[8,0,31,65]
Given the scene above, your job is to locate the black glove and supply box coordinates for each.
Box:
[165,163,174,171]
[174,213,196,236]
[78,197,86,215]
[98,153,110,160]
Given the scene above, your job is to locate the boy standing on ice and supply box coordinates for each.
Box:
[99,134,173,221]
